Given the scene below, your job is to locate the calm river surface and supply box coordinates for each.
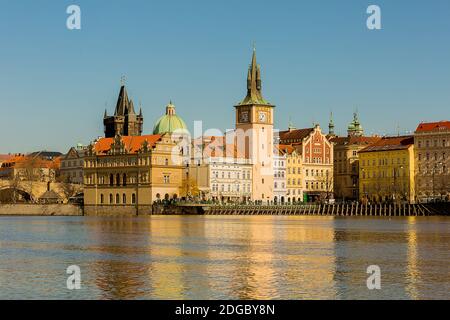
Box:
[0,216,449,300]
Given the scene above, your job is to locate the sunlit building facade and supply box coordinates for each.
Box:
[359,136,415,203]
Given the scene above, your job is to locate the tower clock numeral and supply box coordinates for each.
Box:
[259,112,267,123]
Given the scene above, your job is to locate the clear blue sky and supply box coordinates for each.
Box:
[1,0,449,153]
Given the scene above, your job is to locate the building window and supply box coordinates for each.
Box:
[100,194,104,204]
[116,194,120,204]
[132,194,136,204]
[110,194,113,204]
[123,194,126,204]
[110,174,114,186]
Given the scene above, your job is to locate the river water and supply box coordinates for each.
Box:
[0,216,449,300]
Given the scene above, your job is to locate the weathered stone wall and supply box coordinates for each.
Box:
[0,204,83,216]
[84,205,153,216]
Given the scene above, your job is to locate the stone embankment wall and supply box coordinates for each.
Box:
[83,205,153,216]
[0,204,83,216]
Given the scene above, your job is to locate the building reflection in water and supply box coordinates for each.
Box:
[86,217,152,299]
[405,217,419,299]
[146,216,209,299]
[77,215,450,300]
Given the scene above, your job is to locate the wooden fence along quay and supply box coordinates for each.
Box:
[203,203,450,217]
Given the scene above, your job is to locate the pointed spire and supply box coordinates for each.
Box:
[104,109,108,118]
[238,48,271,106]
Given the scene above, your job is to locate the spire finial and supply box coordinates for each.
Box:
[120,75,126,86]
[252,41,256,52]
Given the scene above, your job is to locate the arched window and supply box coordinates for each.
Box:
[123,174,127,186]
[110,174,114,186]
[165,158,169,166]
[116,193,120,204]
[116,174,120,186]
[109,194,113,204]
[132,194,136,204]
[100,194,104,204]
[123,194,126,204]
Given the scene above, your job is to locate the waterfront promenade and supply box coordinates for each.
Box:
[1,202,449,216]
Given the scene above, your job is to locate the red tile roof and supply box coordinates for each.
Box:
[279,128,314,142]
[415,121,450,133]
[359,136,414,153]
[94,135,162,155]
[330,136,382,146]
[0,154,13,162]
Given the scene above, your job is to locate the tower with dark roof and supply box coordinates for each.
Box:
[103,85,144,137]
[234,48,275,203]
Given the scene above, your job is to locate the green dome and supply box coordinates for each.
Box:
[153,102,188,134]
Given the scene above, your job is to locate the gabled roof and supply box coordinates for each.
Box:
[415,121,450,133]
[94,134,162,155]
[359,136,414,153]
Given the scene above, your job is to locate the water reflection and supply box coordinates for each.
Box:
[0,216,449,300]
[406,217,419,299]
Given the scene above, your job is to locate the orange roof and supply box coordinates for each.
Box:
[94,135,162,155]
[415,121,450,133]
[276,144,295,155]
[330,136,382,146]
[0,154,14,163]
[0,155,55,169]
[359,136,414,153]
[279,128,314,142]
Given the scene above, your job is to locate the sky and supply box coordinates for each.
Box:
[0,0,449,153]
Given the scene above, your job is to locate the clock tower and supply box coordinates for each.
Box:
[234,49,275,203]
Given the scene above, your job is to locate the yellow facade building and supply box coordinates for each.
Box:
[279,145,303,203]
[359,136,415,203]
[83,133,184,215]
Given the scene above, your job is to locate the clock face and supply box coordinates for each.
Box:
[258,111,267,123]
[240,111,249,123]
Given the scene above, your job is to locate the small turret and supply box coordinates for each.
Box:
[328,112,335,136]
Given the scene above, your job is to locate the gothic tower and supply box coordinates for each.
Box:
[103,85,144,138]
[234,49,275,203]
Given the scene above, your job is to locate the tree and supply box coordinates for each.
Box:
[182,178,201,199]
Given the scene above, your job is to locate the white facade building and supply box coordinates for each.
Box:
[189,136,253,203]
[273,146,287,203]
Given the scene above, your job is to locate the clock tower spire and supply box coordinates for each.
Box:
[234,49,275,204]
